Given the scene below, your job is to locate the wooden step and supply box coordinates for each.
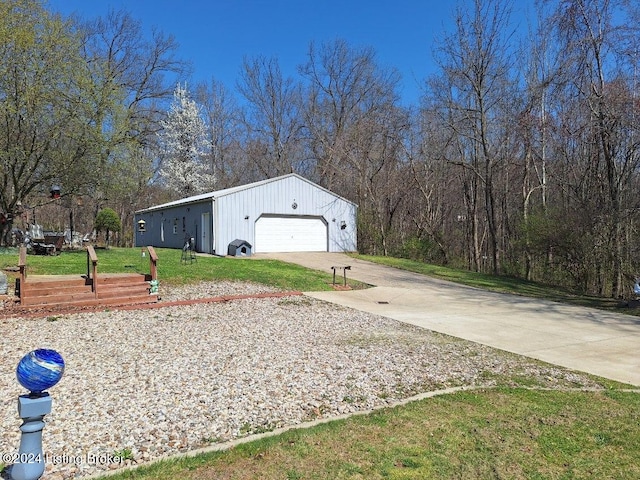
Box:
[21,277,89,291]
[21,291,96,306]
[22,284,91,297]
[20,293,159,310]
[19,273,158,308]
[98,285,151,299]
[95,274,149,285]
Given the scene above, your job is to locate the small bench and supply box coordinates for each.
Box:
[331,265,351,286]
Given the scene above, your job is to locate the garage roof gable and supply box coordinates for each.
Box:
[136,173,357,214]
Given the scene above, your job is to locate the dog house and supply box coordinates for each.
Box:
[228,239,252,256]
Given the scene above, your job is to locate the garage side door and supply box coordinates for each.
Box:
[255,216,327,253]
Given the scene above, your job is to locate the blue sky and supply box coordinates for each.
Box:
[46,1,527,106]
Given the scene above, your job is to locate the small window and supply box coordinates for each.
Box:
[173,224,178,234]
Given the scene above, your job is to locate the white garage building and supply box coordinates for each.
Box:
[134,174,357,254]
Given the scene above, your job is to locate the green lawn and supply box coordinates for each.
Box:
[97,388,640,480]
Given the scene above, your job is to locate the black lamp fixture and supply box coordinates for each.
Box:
[50,185,61,199]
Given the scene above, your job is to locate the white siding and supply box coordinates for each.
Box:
[213,175,356,254]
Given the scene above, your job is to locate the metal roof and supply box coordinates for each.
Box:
[136,173,357,213]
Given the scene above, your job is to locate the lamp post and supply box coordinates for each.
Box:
[9,349,65,480]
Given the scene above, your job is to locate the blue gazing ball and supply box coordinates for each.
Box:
[16,349,65,393]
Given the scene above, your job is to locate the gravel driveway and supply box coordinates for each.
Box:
[0,282,601,479]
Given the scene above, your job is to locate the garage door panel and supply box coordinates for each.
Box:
[255,216,327,253]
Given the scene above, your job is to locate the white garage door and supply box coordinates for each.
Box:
[255,216,327,253]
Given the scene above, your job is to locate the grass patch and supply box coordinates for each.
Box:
[96,388,640,480]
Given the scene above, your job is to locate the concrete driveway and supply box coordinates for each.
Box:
[259,252,640,386]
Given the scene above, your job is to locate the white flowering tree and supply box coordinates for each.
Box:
[158,83,214,196]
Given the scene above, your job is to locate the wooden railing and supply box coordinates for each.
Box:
[18,246,27,299]
[86,245,99,298]
[146,246,158,281]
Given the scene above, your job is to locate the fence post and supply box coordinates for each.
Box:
[86,245,99,298]
[146,246,158,281]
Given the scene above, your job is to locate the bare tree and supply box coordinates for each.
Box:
[430,0,518,273]
[299,39,411,254]
[81,10,187,150]
[551,0,640,297]
[195,78,244,188]
[407,107,458,264]
[237,56,304,179]
[299,39,402,189]
[517,0,566,280]
[348,104,411,255]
